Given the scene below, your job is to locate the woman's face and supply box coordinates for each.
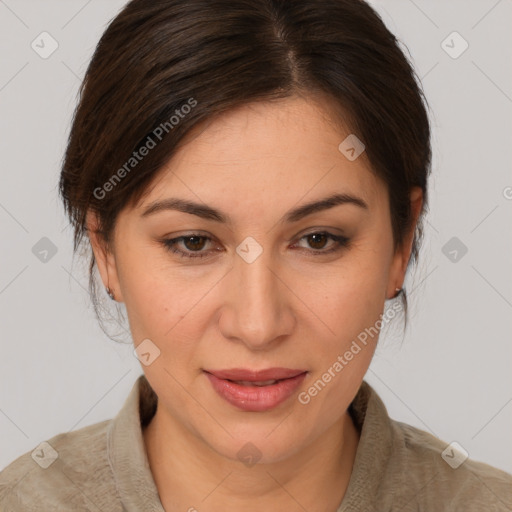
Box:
[90,94,421,464]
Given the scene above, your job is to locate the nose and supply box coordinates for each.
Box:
[218,246,295,351]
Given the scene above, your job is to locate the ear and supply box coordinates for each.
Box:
[386,186,423,300]
[86,210,124,302]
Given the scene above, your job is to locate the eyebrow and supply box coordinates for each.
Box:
[140,192,369,224]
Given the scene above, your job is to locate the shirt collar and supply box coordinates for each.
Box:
[337,380,396,511]
[106,374,393,511]
[107,374,163,511]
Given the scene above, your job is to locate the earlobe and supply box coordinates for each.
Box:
[86,210,123,302]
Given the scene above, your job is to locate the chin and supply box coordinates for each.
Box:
[203,421,311,467]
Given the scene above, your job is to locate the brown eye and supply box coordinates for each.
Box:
[161,234,216,259]
[306,233,329,250]
[295,231,350,255]
[182,235,207,251]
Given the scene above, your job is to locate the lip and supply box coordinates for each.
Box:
[205,367,306,381]
[204,368,308,412]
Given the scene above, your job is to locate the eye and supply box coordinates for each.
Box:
[293,231,350,255]
[161,234,219,259]
[160,230,350,260]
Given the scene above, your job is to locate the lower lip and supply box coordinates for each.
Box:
[205,371,307,412]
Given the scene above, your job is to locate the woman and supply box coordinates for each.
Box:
[1,0,511,510]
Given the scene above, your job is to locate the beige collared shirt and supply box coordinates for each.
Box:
[1,374,511,511]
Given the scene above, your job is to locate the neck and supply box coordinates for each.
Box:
[143,407,360,512]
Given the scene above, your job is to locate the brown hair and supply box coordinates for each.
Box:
[59,0,432,338]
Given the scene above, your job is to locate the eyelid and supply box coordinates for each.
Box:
[292,231,350,254]
[159,230,350,260]
[160,234,219,259]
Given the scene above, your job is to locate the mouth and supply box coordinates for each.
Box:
[203,368,308,412]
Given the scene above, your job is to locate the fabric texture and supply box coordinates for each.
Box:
[1,374,511,511]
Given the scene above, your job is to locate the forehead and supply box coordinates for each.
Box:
[134,95,384,216]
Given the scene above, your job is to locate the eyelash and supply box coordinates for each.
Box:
[160,231,350,260]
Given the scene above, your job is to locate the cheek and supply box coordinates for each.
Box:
[118,253,216,365]
[302,252,389,349]
[295,273,386,426]
[115,249,176,340]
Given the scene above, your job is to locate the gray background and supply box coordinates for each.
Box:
[1,0,511,475]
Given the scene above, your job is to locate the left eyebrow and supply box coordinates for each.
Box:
[140,192,369,224]
[283,192,369,223]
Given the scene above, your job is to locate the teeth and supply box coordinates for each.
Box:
[233,379,278,386]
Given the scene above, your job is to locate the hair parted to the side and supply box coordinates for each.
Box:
[59,0,432,341]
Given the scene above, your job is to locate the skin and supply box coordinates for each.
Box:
[88,94,423,511]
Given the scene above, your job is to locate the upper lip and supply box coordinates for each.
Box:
[204,368,307,381]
